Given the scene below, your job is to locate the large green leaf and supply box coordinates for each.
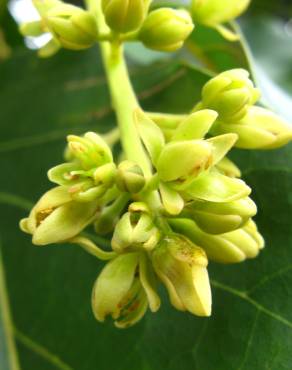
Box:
[0,44,291,370]
[239,16,292,121]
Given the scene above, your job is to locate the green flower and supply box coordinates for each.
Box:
[116,160,146,193]
[152,234,212,316]
[185,196,257,234]
[48,132,116,202]
[191,0,250,40]
[139,8,194,52]
[112,203,160,253]
[92,252,160,328]
[196,69,260,122]
[101,0,151,33]
[212,106,292,149]
[170,218,264,264]
[20,186,99,246]
[20,0,97,57]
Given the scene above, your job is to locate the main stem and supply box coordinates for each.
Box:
[87,0,163,215]
[87,0,152,178]
[100,43,152,177]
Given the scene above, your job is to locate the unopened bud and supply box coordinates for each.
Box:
[67,132,113,170]
[157,133,237,189]
[156,140,213,183]
[191,0,250,40]
[169,218,264,264]
[213,106,292,149]
[102,0,150,33]
[187,196,257,234]
[182,171,251,203]
[198,69,260,122]
[112,206,160,253]
[116,160,146,193]
[139,8,194,52]
[46,3,97,50]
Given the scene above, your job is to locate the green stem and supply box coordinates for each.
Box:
[87,0,151,177]
[87,0,167,229]
[69,236,117,260]
[101,44,152,176]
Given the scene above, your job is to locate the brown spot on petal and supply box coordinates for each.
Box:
[36,208,55,226]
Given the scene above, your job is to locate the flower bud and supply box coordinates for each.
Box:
[152,234,212,316]
[92,253,148,328]
[198,69,260,122]
[139,8,194,52]
[169,218,264,264]
[156,140,213,183]
[48,133,115,203]
[186,196,257,234]
[19,186,99,246]
[213,106,292,149]
[191,0,250,40]
[92,252,160,328]
[116,160,146,193]
[20,1,63,57]
[67,132,113,170]
[101,0,150,33]
[46,3,97,50]
[112,206,160,253]
[182,171,251,203]
[157,131,237,189]
[93,163,117,187]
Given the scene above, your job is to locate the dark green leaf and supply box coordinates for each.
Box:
[0,44,291,370]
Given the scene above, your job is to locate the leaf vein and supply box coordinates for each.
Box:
[211,280,292,329]
[14,328,74,370]
[237,311,260,370]
[247,263,292,294]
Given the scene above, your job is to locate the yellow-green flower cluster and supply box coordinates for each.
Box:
[19,0,292,329]
[20,67,292,327]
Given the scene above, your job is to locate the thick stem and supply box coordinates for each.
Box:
[100,43,152,177]
[87,0,151,177]
[87,0,168,230]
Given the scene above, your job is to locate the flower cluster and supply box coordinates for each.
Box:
[20,0,249,58]
[19,0,292,328]
[21,69,292,327]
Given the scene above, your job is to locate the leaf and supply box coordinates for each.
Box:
[0,44,292,370]
[0,248,21,370]
[238,17,292,121]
